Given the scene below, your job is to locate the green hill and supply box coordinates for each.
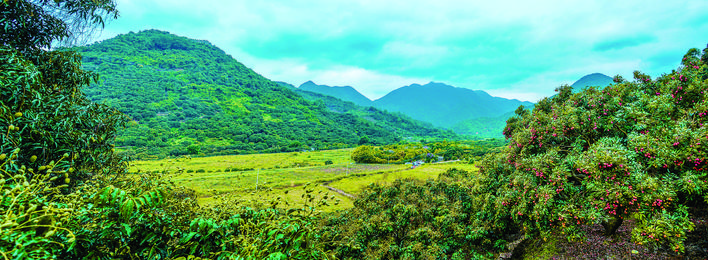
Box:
[372,82,533,128]
[77,30,454,158]
[570,72,613,91]
[298,81,373,106]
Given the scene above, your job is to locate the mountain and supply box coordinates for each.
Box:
[298,81,372,106]
[76,30,454,158]
[275,81,297,90]
[570,73,613,91]
[294,89,448,138]
[372,82,533,128]
[450,111,515,139]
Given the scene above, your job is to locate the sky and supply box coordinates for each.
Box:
[94,0,708,102]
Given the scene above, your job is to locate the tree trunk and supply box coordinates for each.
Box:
[601,216,623,236]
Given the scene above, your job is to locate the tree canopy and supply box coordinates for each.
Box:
[1,0,117,53]
[475,46,708,253]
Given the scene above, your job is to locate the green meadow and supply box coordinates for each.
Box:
[128,148,478,211]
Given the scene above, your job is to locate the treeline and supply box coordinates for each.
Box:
[350,139,506,164]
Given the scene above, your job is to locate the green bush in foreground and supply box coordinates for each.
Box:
[475,46,708,253]
[320,169,497,259]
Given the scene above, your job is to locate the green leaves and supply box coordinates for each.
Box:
[93,185,165,219]
[476,45,708,253]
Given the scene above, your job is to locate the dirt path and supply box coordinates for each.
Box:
[432,159,461,164]
[320,165,417,200]
[322,183,357,199]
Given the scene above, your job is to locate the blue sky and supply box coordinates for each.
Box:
[95,0,708,102]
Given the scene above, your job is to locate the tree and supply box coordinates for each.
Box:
[1,0,126,184]
[0,0,126,257]
[351,145,385,164]
[475,45,708,253]
[1,0,118,53]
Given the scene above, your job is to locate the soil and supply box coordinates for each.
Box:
[510,209,707,259]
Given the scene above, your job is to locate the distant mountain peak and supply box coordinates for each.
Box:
[423,81,452,87]
[571,73,613,91]
[301,80,316,86]
[298,81,372,106]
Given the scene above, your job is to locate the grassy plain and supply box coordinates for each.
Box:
[128,149,478,212]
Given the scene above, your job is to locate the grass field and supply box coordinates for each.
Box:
[128,149,478,212]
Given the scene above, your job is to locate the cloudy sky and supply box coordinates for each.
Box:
[95,0,708,102]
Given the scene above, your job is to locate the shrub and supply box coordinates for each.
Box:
[321,170,496,259]
[475,46,708,253]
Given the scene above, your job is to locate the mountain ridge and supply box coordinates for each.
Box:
[371,81,533,128]
[570,72,613,91]
[76,30,455,158]
[298,81,373,106]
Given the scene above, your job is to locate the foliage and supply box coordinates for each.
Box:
[320,169,495,259]
[351,140,503,164]
[1,0,128,186]
[0,0,118,53]
[0,151,76,259]
[0,46,128,186]
[475,45,708,253]
[53,167,336,259]
[451,112,513,139]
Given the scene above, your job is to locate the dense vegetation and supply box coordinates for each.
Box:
[2,0,706,258]
[475,47,708,253]
[76,30,455,159]
[350,140,505,164]
[451,111,518,139]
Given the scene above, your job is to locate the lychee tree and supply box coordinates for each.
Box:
[475,45,708,253]
[1,0,127,186]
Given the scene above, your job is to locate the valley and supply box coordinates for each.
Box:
[2,2,706,258]
[128,148,478,211]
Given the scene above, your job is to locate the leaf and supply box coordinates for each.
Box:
[180,232,199,243]
[119,198,136,219]
[121,223,132,236]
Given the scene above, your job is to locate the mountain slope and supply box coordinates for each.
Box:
[570,73,613,91]
[450,111,515,138]
[77,30,454,158]
[298,81,373,106]
[294,89,449,138]
[372,82,533,128]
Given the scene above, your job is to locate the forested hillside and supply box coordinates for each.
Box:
[77,30,455,158]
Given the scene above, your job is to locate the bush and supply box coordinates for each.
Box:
[321,170,496,259]
[475,46,708,253]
